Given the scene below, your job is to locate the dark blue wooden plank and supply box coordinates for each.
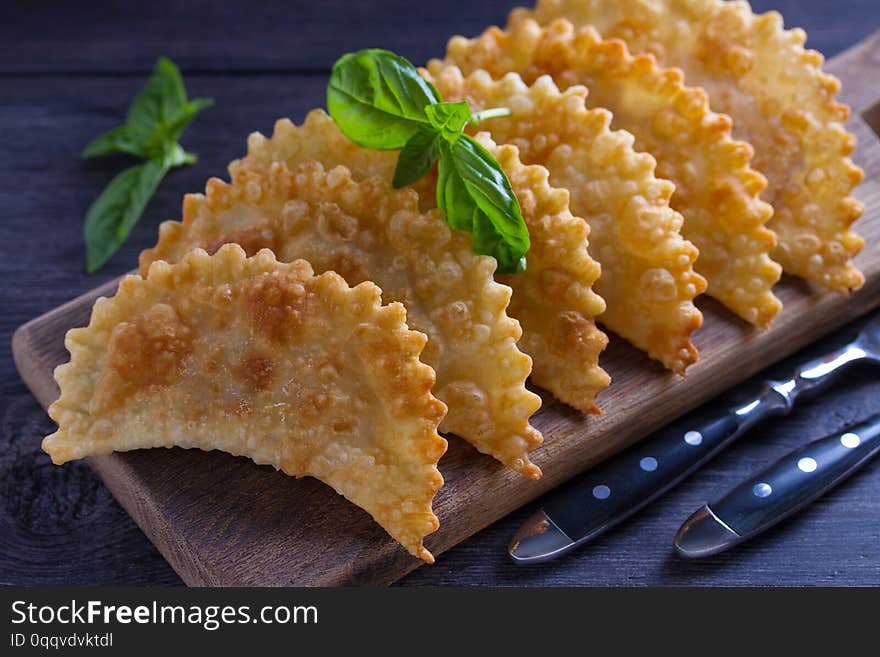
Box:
[1,0,877,74]
[1,0,878,586]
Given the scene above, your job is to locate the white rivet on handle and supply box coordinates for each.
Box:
[753,482,772,498]
[592,485,611,500]
[798,457,818,473]
[684,431,703,446]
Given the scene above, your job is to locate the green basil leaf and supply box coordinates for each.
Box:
[81,57,208,273]
[472,208,528,275]
[437,136,529,274]
[161,142,198,168]
[84,161,168,273]
[125,57,188,133]
[162,98,214,146]
[436,141,475,232]
[327,49,441,150]
[118,58,211,162]
[393,128,441,188]
[425,101,471,136]
[325,48,525,273]
[84,59,212,163]
[141,97,214,162]
[81,125,146,159]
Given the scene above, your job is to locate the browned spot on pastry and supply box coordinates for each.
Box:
[317,201,359,241]
[551,311,605,359]
[332,418,356,433]
[241,270,312,343]
[92,303,192,414]
[298,391,330,420]
[206,227,276,257]
[355,325,442,422]
[233,352,275,393]
[323,249,370,285]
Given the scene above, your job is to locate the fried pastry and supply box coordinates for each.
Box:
[517,0,865,293]
[44,245,447,562]
[442,18,781,327]
[141,160,544,477]
[231,110,611,411]
[473,135,609,413]
[425,66,705,372]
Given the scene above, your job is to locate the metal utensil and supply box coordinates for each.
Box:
[674,412,880,558]
[508,313,880,564]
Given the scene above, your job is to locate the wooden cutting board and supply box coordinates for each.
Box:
[12,31,880,586]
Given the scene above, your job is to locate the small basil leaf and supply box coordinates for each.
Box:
[142,97,214,162]
[436,140,475,232]
[81,125,146,159]
[87,59,212,164]
[162,142,198,168]
[472,210,528,275]
[328,49,441,150]
[84,161,168,273]
[125,57,188,134]
[438,135,529,274]
[164,98,214,145]
[425,101,471,136]
[393,128,441,188]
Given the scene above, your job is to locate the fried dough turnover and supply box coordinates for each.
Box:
[517,0,865,293]
[44,245,447,562]
[425,65,705,372]
[140,160,544,477]
[475,134,609,413]
[443,18,781,326]
[231,110,611,411]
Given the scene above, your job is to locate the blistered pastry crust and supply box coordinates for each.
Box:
[477,134,610,413]
[45,245,447,562]
[231,107,611,407]
[519,0,865,293]
[445,17,781,326]
[141,161,544,478]
[229,109,398,183]
[426,65,705,372]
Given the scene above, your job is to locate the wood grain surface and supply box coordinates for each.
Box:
[2,1,880,587]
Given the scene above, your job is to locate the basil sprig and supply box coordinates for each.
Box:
[327,49,529,274]
[82,57,213,272]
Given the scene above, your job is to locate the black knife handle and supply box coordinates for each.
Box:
[542,386,788,544]
[708,413,880,540]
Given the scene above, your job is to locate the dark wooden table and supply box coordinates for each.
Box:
[2,0,879,587]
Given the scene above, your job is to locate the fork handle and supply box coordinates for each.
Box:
[675,413,880,557]
[508,337,868,563]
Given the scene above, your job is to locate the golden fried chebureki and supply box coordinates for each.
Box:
[141,161,544,477]
[472,134,609,413]
[517,0,865,293]
[44,245,447,562]
[425,65,705,372]
[443,18,781,327]
[231,109,610,411]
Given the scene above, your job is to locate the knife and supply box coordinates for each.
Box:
[508,313,880,564]
[674,412,880,558]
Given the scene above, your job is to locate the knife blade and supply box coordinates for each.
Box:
[508,313,880,564]
[674,413,880,558]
